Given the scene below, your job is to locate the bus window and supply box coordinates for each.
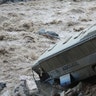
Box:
[91,38,96,49]
[79,41,96,56]
[67,47,84,61]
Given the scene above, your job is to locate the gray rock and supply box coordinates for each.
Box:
[0,82,6,91]
[26,79,38,95]
[38,29,60,39]
[46,31,60,39]
[46,31,59,37]
[38,29,46,35]
[14,80,30,96]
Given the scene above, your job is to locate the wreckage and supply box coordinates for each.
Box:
[32,24,96,95]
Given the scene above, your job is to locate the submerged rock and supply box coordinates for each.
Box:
[13,76,39,96]
[38,29,46,35]
[0,82,6,92]
[14,80,29,96]
[45,31,60,39]
[38,29,60,39]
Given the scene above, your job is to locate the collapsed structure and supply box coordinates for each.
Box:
[32,24,96,95]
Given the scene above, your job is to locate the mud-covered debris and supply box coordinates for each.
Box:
[38,29,60,39]
[0,82,6,92]
[73,82,83,92]
[64,82,84,96]
[14,80,30,96]
[46,31,60,39]
[14,76,40,96]
[26,79,38,95]
[64,89,79,96]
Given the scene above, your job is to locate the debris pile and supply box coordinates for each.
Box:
[38,29,60,40]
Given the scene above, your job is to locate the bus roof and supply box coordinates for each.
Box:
[32,24,96,67]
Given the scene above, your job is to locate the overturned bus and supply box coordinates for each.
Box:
[32,24,96,87]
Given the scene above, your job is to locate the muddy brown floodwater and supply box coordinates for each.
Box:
[0,0,96,95]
